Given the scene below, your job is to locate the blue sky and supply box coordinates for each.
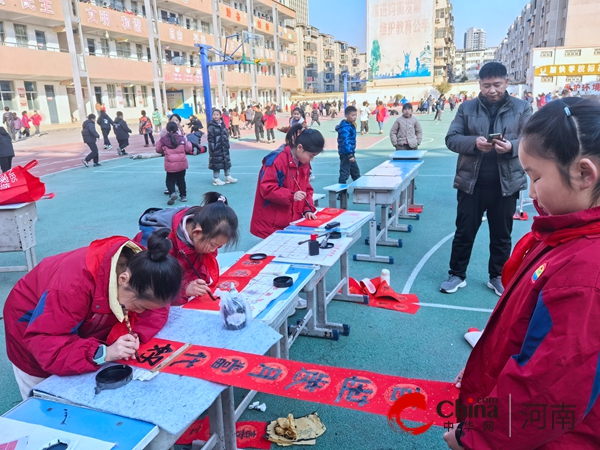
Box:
[308,0,529,52]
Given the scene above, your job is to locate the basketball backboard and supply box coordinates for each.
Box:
[242,30,265,64]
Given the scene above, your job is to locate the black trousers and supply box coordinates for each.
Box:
[166,170,186,197]
[449,187,518,280]
[266,128,275,141]
[143,132,155,145]
[101,128,111,146]
[338,154,361,184]
[255,124,264,141]
[0,156,13,172]
[84,142,99,164]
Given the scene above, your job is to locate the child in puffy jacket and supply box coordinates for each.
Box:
[156,121,193,205]
[208,109,236,186]
[263,107,278,143]
[336,106,360,184]
[113,111,132,156]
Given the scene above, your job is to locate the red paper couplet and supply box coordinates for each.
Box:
[183,254,275,311]
[127,339,458,427]
[293,207,345,228]
[175,418,270,449]
[348,277,420,314]
[408,206,424,213]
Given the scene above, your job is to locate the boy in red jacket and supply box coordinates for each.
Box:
[263,107,278,144]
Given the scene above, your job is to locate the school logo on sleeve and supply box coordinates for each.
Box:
[531,262,547,283]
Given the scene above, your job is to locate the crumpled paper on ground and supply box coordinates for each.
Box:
[266,412,326,446]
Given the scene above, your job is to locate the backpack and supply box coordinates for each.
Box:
[139,116,152,134]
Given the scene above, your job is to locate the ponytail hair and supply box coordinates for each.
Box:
[127,228,182,304]
[521,97,600,203]
[188,192,239,247]
[285,124,324,154]
[166,121,179,147]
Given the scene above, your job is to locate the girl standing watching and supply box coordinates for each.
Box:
[208,109,236,186]
[4,229,182,399]
[444,98,600,449]
[135,192,239,306]
[156,121,193,205]
[250,125,324,238]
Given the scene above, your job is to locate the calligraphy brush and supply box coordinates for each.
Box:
[291,174,314,213]
[297,231,332,245]
[121,305,140,362]
[179,250,218,301]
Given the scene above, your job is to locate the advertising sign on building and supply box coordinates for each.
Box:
[367,0,434,80]
[166,89,184,110]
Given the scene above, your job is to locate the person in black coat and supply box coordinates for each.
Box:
[187,115,204,133]
[251,107,264,143]
[81,114,101,167]
[113,111,132,156]
[0,126,15,172]
[207,109,235,186]
[98,110,114,149]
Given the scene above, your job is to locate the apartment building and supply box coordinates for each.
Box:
[495,0,600,85]
[279,0,307,26]
[454,47,497,81]
[296,24,367,94]
[433,0,456,84]
[464,27,486,51]
[0,0,300,124]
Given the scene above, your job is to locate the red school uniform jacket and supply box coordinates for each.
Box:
[264,111,278,129]
[134,207,220,305]
[459,205,600,449]
[250,145,314,238]
[3,236,169,378]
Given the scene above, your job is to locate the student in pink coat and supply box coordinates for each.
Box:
[156,121,193,205]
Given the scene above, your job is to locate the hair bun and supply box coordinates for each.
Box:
[146,228,173,262]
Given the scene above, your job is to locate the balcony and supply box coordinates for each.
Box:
[158,22,215,48]
[279,27,297,43]
[279,51,297,66]
[3,0,64,20]
[163,64,216,85]
[225,71,252,86]
[155,0,212,15]
[87,56,153,83]
[79,4,148,39]
[257,74,277,88]
[0,45,71,79]
[281,76,299,90]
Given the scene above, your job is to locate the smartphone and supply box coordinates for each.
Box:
[487,133,502,142]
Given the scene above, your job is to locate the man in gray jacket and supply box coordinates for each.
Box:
[389,103,423,149]
[441,62,532,296]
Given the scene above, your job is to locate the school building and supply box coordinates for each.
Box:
[0,0,300,124]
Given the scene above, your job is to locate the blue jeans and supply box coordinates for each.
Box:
[378,121,383,131]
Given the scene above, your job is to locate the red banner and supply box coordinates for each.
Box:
[349,278,420,314]
[176,417,270,449]
[294,207,345,228]
[183,254,275,311]
[127,339,458,427]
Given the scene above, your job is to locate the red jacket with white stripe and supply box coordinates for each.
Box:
[250,145,314,238]
[3,236,169,378]
[459,206,600,449]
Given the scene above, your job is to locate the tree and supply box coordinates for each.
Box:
[369,40,381,77]
[435,81,452,95]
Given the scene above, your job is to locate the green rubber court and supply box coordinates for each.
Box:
[0,109,534,449]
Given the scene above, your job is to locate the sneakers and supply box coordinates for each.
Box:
[309,174,316,181]
[144,144,149,147]
[103,145,107,149]
[164,189,169,195]
[487,277,504,296]
[296,298,307,309]
[440,275,467,294]
[180,196,187,202]
[120,150,128,156]
[107,144,113,150]
[213,178,226,186]
[167,193,178,205]
[93,163,101,167]
[225,176,238,184]
[82,159,89,167]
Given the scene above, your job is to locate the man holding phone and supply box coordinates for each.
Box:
[440,62,532,296]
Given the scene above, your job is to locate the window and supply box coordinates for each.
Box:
[94,86,102,105]
[111,0,124,12]
[436,28,446,39]
[14,24,28,48]
[88,38,96,56]
[141,86,148,107]
[540,50,552,57]
[101,38,110,56]
[34,30,46,50]
[0,22,4,45]
[200,21,211,34]
[595,48,600,56]
[0,80,15,110]
[136,43,143,61]
[107,84,117,108]
[435,49,444,58]
[24,82,39,109]
[564,49,581,57]
[565,76,581,82]
[131,0,138,15]
[116,42,131,59]
[123,86,135,107]
[436,8,445,18]
[147,47,151,61]
[540,76,554,82]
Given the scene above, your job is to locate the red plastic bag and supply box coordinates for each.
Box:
[0,160,54,205]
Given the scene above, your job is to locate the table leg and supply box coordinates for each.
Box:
[353,192,394,263]
[221,386,238,450]
[207,394,226,450]
[340,189,348,209]
[389,194,412,232]
[331,251,368,303]
[328,191,337,208]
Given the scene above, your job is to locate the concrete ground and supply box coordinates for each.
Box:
[0,109,533,449]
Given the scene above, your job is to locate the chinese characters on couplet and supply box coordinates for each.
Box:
[138,343,174,367]
[284,368,330,392]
